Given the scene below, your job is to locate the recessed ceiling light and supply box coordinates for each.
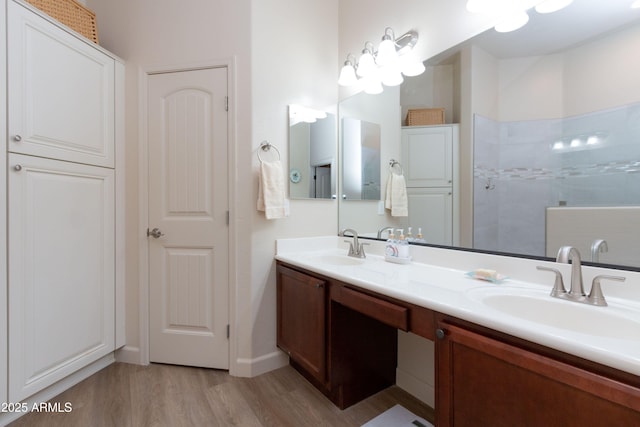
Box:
[632,0,640,8]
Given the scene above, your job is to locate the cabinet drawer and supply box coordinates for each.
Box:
[332,286,408,331]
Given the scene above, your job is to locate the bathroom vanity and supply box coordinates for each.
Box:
[276,237,640,425]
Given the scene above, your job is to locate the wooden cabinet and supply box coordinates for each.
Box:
[435,318,640,426]
[277,264,327,384]
[276,262,397,408]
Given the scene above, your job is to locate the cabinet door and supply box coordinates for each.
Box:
[402,125,453,187]
[435,322,640,426]
[277,264,327,383]
[8,0,115,167]
[407,188,452,245]
[8,154,115,401]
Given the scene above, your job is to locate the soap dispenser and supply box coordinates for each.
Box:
[397,229,410,259]
[385,230,398,258]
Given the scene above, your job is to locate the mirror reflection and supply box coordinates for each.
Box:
[288,105,336,199]
[341,118,381,200]
[338,0,640,268]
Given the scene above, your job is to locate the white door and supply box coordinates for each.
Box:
[147,68,229,369]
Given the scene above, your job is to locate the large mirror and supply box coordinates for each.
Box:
[342,117,381,200]
[338,0,640,268]
[289,105,337,199]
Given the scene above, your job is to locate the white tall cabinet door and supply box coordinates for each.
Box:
[8,153,115,402]
[407,188,453,245]
[402,125,453,188]
[7,0,115,168]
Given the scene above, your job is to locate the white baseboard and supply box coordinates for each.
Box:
[232,350,289,378]
[396,367,435,407]
[0,354,115,427]
[115,345,144,365]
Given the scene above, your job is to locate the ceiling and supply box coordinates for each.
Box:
[430,0,640,62]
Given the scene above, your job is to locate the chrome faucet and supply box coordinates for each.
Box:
[341,228,368,258]
[377,226,394,239]
[591,239,608,263]
[537,245,626,306]
[556,246,585,299]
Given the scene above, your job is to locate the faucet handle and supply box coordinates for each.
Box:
[537,266,567,297]
[357,242,370,258]
[588,275,626,307]
[344,240,356,256]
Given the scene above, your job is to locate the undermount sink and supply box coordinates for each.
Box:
[316,254,366,266]
[467,286,640,341]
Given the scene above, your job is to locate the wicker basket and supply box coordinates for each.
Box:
[406,108,445,126]
[26,0,99,43]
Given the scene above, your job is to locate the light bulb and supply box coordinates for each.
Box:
[376,37,397,66]
[494,10,529,32]
[362,75,383,94]
[338,63,358,86]
[380,64,404,86]
[399,51,426,77]
[357,52,376,77]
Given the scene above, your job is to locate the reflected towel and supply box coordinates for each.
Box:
[385,173,408,217]
[257,160,288,219]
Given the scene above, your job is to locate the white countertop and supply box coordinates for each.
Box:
[275,236,640,377]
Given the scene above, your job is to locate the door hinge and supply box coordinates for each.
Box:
[226,324,230,339]
[224,96,229,112]
[226,210,230,225]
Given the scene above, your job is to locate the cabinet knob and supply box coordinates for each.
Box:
[14,164,22,172]
[315,283,324,289]
[436,328,446,340]
[14,135,22,142]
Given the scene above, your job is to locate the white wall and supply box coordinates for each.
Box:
[86,0,499,379]
[87,0,339,375]
[496,23,640,121]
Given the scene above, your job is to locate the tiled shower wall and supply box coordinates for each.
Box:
[473,103,640,257]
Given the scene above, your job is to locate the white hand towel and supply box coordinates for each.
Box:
[257,160,288,219]
[385,173,408,217]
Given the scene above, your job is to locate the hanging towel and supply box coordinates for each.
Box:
[384,173,408,217]
[257,160,288,219]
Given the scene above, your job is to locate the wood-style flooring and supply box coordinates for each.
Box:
[9,362,435,427]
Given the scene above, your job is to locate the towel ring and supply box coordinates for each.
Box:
[257,141,281,163]
[389,159,404,175]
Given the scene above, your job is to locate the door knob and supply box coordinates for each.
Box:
[147,227,164,238]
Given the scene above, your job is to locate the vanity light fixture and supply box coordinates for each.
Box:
[288,105,327,125]
[337,54,358,87]
[467,0,573,33]
[338,27,425,93]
